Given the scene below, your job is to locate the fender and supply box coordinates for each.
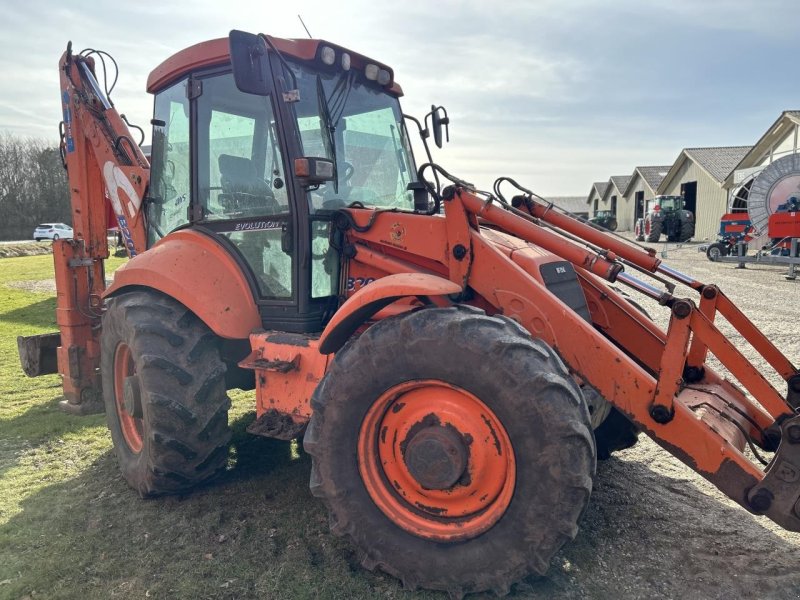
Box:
[103,229,261,339]
[318,272,461,354]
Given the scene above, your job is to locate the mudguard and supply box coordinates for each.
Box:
[318,272,461,354]
[103,229,261,339]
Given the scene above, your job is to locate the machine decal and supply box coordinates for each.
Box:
[61,91,74,153]
[233,220,283,232]
[346,277,376,292]
[390,222,406,243]
[103,161,142,217]
[103,161,141,257]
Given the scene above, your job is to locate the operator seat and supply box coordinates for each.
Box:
[218,154,277,215]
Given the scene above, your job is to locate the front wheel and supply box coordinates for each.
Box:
[304,306,595,596]
[101,290,231,497]
[52,234,60,241]
[706,242,729,262]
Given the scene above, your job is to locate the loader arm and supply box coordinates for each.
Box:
[19,44,150,412]
[334,181,800,533]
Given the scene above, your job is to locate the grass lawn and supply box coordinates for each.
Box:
[0,254,438,600]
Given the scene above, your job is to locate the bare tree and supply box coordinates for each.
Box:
[0,132,70,241]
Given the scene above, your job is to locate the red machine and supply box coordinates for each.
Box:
[16,31,800,596]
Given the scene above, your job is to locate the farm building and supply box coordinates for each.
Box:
[586,181,608,217]
[723,111,800,212]
[545,196,589,219]
[600,175,632,230]
[656,145,751,240]
[622,166,671,228]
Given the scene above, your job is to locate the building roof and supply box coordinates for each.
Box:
[658,145,752,194]
[544,196,588,214]
[609,175,632,196]
[723,110,800,188]
[586,181,608,203]
[636,166,671,193]
[683,146,752,183]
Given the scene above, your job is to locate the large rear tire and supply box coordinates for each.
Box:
[101,290,231,497]
[304,306,595,597]
[678,219,694,243]
[644,217,662,242]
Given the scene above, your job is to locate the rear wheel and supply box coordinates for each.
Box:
[101,290,231,497]
[634,219,645,241]
[305,306,595,596]
[644,217,662,242]
[607,218,618,232]
[678,219,694,243]
[52,234,60,241]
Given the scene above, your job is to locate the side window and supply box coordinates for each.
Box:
[148,79,190,246]
[198,73,289,220]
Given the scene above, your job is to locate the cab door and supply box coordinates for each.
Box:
[194,70,295,305]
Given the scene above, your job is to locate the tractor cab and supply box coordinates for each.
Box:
[145,32,419,332]
[648,195,684,213]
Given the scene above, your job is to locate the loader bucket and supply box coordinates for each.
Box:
[17,332,60,377]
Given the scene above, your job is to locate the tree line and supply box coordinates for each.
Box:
[0,133,71,241]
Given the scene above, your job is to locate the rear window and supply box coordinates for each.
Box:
[37,224,51,228]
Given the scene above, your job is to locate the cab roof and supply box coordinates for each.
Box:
[146,36,403,96]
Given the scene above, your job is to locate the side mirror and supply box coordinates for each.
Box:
[295,157,335,188]
[430,105,450,149]
[229,30,271,95]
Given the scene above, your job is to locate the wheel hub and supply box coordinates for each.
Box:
[403,425,468,490]
[123,374,142,419]
[358,380,516,541]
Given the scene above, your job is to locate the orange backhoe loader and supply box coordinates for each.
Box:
[17,30,800,596]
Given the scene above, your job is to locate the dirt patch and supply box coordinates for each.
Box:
[4,280,58,294]
[0,242,53,259]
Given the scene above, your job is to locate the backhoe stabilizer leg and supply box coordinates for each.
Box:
[744,414,800,531]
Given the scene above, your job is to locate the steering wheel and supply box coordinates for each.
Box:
[342,161,355,185]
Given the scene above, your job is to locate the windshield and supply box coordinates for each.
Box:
[285,60,416,212]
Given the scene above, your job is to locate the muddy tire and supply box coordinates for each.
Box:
[304,306,595,597]
[101,290,231,497]
[644,217,662,242]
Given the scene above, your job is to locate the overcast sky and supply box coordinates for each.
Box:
[2,0,797,195]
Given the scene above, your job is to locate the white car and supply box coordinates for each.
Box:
[33,223,73,241]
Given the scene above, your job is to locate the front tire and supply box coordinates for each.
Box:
[101,290,231,497]
[304,306,595,596]
[706,242,728,261]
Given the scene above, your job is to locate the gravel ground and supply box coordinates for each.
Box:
[533,235,800,600]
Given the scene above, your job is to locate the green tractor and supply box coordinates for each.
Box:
[588,209,618,231]
[634,195,694,243]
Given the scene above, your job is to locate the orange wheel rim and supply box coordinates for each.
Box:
[358,380,515,542]
[114,343,143,453]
